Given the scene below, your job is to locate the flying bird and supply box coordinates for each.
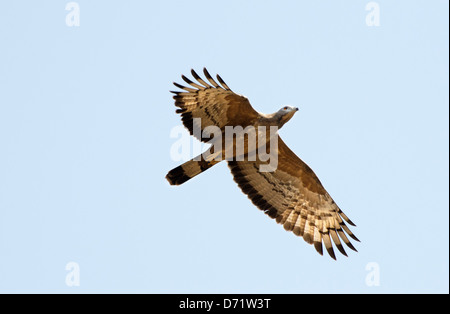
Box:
[166,68,359,259]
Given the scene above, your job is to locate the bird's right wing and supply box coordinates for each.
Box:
[171,68,260,142]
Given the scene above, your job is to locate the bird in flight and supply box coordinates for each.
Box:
[166,68,359,259]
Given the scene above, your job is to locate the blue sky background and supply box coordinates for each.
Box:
[0,1,448,293]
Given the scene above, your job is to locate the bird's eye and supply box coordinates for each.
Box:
[283,106,288,110]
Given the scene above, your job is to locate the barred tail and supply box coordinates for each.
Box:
[166,156,220,185]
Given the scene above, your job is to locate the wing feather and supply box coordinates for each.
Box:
[203,68,221,88]
[171,68,259,142]
[313,228,323,255]
[322,233,336,260]
[216,74,231,91]
[181,74,206,90]
[228,136,358,259]
[190,69,211,88]
[173,82,197,92]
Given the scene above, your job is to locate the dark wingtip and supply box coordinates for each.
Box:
[216,74,231,90]
[191,68,201,80]
[345,241,358,252]
[181,74,194,85]
[173,82,185,89]
[325,245,336,260]
[314,241,323,256]
[336,244,348,257]
[351,234,361,243]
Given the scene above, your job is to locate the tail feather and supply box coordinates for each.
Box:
[166,157,219,185]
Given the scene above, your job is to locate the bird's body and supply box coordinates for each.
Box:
[166,68,359,259]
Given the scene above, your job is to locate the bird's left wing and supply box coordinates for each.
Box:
[227,136,359,259]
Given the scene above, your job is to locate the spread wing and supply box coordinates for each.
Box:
[228,136,359,259]
[171,68,260,142]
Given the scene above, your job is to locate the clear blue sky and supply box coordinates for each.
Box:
[0,1,448,293]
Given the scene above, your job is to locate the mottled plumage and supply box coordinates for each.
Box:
[166,68,359,259]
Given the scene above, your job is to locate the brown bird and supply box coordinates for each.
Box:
[166,68,359,259]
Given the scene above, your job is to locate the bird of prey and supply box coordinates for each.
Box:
[166,68,359,259]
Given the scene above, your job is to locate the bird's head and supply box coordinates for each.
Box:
[275,106,299,128]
